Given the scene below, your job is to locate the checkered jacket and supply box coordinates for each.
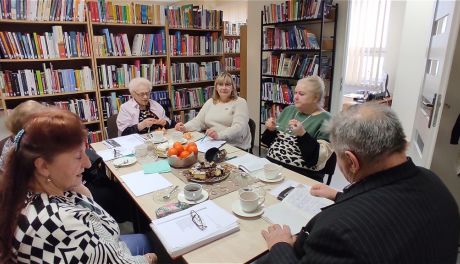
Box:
[13,192,148,263]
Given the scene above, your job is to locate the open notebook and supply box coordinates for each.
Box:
[150,200,239,258]
[225,153,271,172]
[263,185,334,234]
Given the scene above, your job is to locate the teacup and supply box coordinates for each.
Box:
[184,183,203,201]
[151,131,164,142]
[134,144,148,159]
[239,189,265,213]
[264,163,282,180]
[170,131,183,142]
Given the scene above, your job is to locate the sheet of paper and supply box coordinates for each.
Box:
[113,134,145,152]
[283,185,333,214]
[120,171,172,196]
[95,147,133,161]
[269,179,300,197]
[226,153,271,172]
[196,137,226,152]
[142,159,171,174]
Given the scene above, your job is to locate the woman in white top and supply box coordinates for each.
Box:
[175,72,251,150]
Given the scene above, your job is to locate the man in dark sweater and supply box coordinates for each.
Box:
[260,103,460,264]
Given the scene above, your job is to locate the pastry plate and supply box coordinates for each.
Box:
[231,201,264,217]
[112,156,137,167]
[177,190,209,204]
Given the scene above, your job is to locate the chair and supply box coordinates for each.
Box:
[106,114,119,139]
[321,152,337,185]
[248,118,256,154]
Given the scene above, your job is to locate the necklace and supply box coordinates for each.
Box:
[293,111,312,126]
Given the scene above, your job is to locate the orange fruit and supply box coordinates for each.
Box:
[167,148,178,157]
[188,142,197,148]
[179,150,191,159]
[173,142,184,153]
[188,145,198,154]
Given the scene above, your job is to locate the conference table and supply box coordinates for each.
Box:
[91,130,320,263]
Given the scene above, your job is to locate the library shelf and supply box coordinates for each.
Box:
[3,91,97,101]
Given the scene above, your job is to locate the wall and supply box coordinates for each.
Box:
[391,0,436,141]
[383,1,406,95]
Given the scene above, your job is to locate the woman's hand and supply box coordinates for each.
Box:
[175,122,186,132]
[289,119,306,137]
[155,118,167,127]
[261,224,294,250]
[206,129,219,139]
[143,253,157,264]
[310,183,338,201]
[266,118,276,132]
[138,118,157,131]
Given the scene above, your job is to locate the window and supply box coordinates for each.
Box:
[344,0,391,89]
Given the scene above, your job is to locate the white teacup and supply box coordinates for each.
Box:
[134,144,148,159]
[239,190,265,213]
[151,131,164,142]
[170,131,183,142]
[184,183,203,201]
[264,163,282,180]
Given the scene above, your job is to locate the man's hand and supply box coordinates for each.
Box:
[266,117,276,132]
[310,183,338,201]
[206,129,219,139]
[261,224,294,250]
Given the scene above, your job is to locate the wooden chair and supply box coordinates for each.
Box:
[106,114,118,139]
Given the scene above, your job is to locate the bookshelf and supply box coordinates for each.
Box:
[0,1,225,141]
[223,22,247,99]
[258,1,338,153]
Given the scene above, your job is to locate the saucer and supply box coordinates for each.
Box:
[177,190,209,204]
[112,156,137,167]
[231,201,264,217]
[254,171,285,183]
[150,136,168,144]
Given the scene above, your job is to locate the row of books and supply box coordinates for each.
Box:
[93,29,166,57]
[88,1,166,25]
[170,61,221,84]
[225,57,240,71]
[87,131,103,144]
[1,65,93,97]
[231,74,240,90]
[0,28,90,59]
[43,98,99,122]
[223,38,240,53]
[261,82,295,104]
[173,109,197,124]
[169,31,222,56]
[172,86,214,110]
[263,26,320,50]
[0,0,86,21]
[97,59,167,90]
[261,101,286,123]
[224,21,244,36]
[166,5,223,30]
[262,53,319,78]
[262,0,332,24]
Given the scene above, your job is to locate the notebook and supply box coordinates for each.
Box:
[226,153,271,172]
[150,200,239,258]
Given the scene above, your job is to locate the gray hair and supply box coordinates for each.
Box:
[325,103,407,163]
[296,75,325,105]
[128,77,152,95]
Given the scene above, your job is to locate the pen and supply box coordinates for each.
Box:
[225,156,237,161]
[200,134,208,142]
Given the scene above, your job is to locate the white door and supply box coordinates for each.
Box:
[410,0,460,167]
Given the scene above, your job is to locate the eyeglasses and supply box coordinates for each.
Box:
[134,91,151,97]
[190,210,207,231]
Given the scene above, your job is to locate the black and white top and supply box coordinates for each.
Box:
[13,192,147,264]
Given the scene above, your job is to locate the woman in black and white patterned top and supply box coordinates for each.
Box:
[0,109,157,263]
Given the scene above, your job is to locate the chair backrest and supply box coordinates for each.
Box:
[248,118,256,154]
[322,152,337,185]
[106,114,119,139]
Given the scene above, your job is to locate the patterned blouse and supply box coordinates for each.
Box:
[13,192,148,264]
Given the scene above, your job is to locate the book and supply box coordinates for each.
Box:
[262,185,334,234]
[150,200,239,258]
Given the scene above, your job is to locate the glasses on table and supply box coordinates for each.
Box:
[190,210,207,231]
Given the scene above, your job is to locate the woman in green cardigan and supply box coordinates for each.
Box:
[261,76,334,182]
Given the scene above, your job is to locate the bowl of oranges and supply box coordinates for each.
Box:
[167,142,198,168]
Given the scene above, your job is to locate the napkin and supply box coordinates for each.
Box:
[142,159,172,174]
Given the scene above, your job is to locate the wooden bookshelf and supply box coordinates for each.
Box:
[258,1,338,154]
[223,22,247,100]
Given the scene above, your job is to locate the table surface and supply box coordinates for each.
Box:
[91,130,319,263]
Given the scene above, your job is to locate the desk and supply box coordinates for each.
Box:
[91,130,319,263]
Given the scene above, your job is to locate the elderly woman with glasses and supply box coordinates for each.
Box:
[117,77,173,136]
